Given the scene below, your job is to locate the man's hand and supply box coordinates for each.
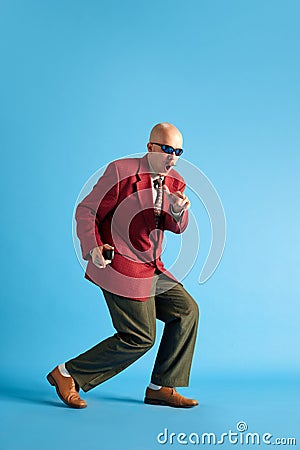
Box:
[90,244,114,269]
[163,185,191,213]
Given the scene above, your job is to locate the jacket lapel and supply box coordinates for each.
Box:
[135,154,178,233]
[135,154,156,233]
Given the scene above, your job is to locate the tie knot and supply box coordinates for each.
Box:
[153,177,163,189]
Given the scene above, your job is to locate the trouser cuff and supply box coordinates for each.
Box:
[150,376,189,387]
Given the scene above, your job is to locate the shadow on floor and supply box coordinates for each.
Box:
[95,394,143,405]
[0,377,69,408]
[0,376,144,407]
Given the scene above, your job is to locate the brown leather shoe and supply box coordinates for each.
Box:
[144,387,198,408]
[47,366,87,409]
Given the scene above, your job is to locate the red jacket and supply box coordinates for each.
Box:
[75,154,188,300]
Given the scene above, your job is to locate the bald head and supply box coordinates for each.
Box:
[147,122,183,175]
[149,122,183,148]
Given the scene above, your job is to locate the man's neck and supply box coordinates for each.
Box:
[146,154,164,179]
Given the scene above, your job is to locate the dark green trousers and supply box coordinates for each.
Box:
[65,271,199,392]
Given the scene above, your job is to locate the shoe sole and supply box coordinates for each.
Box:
[144,397,197,408]
[46,373,87,409]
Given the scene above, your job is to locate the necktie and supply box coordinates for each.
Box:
[153,176,163,228]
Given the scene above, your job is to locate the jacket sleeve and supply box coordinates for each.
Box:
[163,180,189,234]
[75,162,119,260]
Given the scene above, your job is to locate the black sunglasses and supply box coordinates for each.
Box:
[150,142,184,157]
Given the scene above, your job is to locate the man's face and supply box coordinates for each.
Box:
[147,130,183,175]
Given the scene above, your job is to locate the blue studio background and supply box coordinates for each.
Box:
[1,1,299,449]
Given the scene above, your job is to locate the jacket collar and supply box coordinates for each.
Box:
[135,154,176,233]
[136,153,175,187]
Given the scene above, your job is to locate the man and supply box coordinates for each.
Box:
[47,123,199,408]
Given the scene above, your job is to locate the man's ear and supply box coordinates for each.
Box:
[147,142,153,152]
